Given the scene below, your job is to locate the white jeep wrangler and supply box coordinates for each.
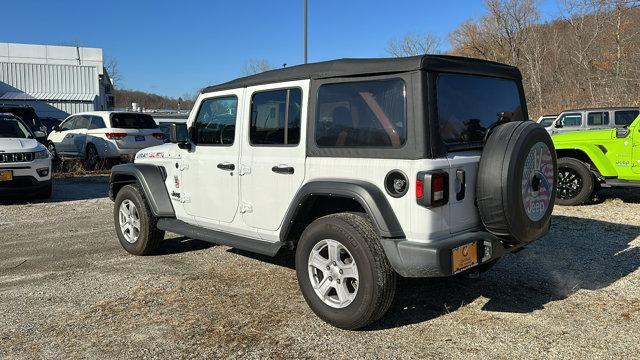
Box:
[109,55,557,329]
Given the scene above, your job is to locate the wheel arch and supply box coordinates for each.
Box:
[280,180,405,245]
[109,163,174,217]
[555,145,617,177]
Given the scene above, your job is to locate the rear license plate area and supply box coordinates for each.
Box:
[452,242,478,274]
[135,135,145,142]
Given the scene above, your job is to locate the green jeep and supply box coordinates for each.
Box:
[553,114,640,205]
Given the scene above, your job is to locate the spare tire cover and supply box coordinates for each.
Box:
[477,121,557,244]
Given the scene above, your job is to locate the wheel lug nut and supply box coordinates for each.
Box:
[326,265,331,270]
[332,261,337,266]
[339,269,343,274]
[328,277,333,281]
[336,279,341,284]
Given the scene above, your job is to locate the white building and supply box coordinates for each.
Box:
[0,42,114,118]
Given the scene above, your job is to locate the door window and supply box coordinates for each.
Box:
[89,116,106,129]
[250,88,301,145]
[587,112,609,126]
[558,113,582,127]
[192,96,238,145]
[75,115,91,129]
[614,110,639,127]
[60,117,77,131]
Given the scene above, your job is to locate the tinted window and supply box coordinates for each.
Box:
[90,116,106,129]
[60,117,76,131]
[615,110,639,126]
[437,74,524,145]
[75,115,91,129]
[539,117,556,127]
[587,112,609,126]
[193,96,238,145]
[110,113,158,129]
[250,88,301,145]
[0,116,32,138]
[559,113,582,127]
[316,79,406,148]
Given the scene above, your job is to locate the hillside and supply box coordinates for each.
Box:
[113,89,195,111]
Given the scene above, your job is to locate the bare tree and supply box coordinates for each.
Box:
[104,57,122,88]
[241,58,272,76]
[386,32,441,57]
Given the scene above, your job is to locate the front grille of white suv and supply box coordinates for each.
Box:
[0,152,34,163]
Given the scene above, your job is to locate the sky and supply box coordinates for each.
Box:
[1,0,561,98]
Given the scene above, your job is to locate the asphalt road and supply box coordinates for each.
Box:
[1,176,639,359]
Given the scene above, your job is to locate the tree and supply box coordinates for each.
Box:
[386,32,441,57]
[105,56,123,88]
[241,58,272,76]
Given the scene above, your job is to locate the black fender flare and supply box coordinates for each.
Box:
[280,180,405,242]
[109,163,175,217]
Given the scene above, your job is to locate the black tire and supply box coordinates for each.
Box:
[35,182,52,199]
[295,213,396,330]
[113,184,164,255]
[556,157,594,206]
[477,121,557,244]
[83,143,99,171]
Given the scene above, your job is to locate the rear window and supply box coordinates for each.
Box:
[110,113,158,129]
[315,78,406,148]
[539,117,556,127]
[614,110,639,126]
[436,73,524,146]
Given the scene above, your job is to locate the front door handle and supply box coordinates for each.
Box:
[272,165,294,174]
[217,162,235,171]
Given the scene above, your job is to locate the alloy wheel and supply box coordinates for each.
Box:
[308,239,359,308]
[119,199,141,243]
[557,167,583,200]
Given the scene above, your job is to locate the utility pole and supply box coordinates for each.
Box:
[304,0,308,64]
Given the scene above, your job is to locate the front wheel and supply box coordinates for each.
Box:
[113,184,164,255]
[295,213,396,330]
[556,157,595,206]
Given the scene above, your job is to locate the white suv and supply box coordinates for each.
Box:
[0,113,52,198]
[109,55,557,329]
[47,111,164,169]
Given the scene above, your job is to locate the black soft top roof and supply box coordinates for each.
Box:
[202,55,522,93]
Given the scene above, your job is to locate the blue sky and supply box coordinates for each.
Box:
[2,0,561,98]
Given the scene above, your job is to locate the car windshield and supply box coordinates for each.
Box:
[0,117,32,138]
[110,113,158,129]
[539,117,556,127]
[436,73,524,147]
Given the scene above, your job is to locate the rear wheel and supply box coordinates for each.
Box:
[295,213,396,330]
[556,157,594,206]
[113,184,164,255]
[84,143,100,170]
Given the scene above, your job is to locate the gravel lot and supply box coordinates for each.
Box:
[1,176,639,359]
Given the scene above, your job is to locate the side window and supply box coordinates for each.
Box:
[89,116,106,129]
[614,110,639,126]
[315,78,406,148]
[559,113,582,127]
[250,88,302,145]
[192,96,238,145]
[587,112,609,126]
[60,117,76,131]
[75,115,91,129]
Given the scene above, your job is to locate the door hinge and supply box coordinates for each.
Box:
[180,193,191,203]
[239,165,251,176]
[239,202,253,214]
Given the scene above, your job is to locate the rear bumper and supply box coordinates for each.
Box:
[380,231,527,277]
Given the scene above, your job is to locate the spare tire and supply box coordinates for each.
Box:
[477,121,557,244]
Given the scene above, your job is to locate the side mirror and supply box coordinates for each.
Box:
[53,125,60,132]
[169,123,190,149]
[34,130,47,139]
[554,121,563,129]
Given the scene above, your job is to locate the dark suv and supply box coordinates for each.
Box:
[0,104,48,142]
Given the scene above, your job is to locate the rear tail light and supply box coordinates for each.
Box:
[105,132,127,140]
[152,133,164,140]
[416,170,449,207]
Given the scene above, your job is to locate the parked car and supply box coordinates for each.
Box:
[0,113,52,198]
[553,112,640,205]
[47,112,165,169]
[0,104,47,142]
[536,114,557,131]
[108,55,557,329]
[155,118,187,143]
[40,117,62,134]
[549,107,639,135]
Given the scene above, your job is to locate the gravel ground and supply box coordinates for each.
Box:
[1,176,639,359]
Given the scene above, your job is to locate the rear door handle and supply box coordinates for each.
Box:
[217,162,235,171]
[272,165,294,174]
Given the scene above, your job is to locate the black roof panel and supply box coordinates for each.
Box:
[202,55,522,93]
